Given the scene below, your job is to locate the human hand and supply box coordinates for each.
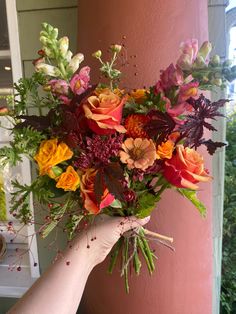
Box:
[75,215,150,268]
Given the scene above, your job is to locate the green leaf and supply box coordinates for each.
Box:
[0,172,7,221]
[41,195,74,238]
[135,193,160,218]
[177,188,206,217]
[110,199,122,208]
[65,214,84,240]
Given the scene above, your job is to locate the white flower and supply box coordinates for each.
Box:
[35,63,60,77]
[67,53,84,73]
[59,37,69,57]
[65,50,73,62]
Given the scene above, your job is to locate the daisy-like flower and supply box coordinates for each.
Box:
[120,138,156,170]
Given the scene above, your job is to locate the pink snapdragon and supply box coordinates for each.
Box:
[178,81,199,103]
[159,63,184,91]
[177,39,198,70]
[48,79,69,95]
[70,66,91,95]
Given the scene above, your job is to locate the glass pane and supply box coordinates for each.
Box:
[0,0,9,50]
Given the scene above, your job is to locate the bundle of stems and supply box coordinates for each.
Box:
[108,227,173,293]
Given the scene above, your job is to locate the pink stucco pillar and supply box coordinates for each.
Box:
[78,1,212,314]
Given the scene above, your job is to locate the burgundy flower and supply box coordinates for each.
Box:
[74,134,124,169]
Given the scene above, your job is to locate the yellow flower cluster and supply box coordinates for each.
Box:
[34,139,80,191]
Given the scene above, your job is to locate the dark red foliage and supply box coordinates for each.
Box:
[144,110,176,144]
[180,94,227,151]
[199,139,226,155]
[94,162,125,204]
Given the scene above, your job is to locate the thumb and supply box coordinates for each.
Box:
[119,216,150,235]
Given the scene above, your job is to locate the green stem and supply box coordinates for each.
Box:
[123,237,130,293]
[108,237,123,274]
[133,250,142,275]
[137,235,153,275]
[139,228,155,272]
[59,61,67,80]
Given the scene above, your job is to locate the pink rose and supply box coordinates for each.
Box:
[70,66,91,95]
[83,88,127,135]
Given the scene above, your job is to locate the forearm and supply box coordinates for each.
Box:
[8,216,150,314]
[8,235,95,314]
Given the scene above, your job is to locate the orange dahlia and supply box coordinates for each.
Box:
[124,114,150,138]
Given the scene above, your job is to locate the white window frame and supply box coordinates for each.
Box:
[0,0,40,298]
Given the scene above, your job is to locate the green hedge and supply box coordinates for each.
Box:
[221,112,236,313]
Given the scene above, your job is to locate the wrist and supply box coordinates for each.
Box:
[70,234,100,271]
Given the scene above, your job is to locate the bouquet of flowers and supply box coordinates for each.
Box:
[0,23,235,292]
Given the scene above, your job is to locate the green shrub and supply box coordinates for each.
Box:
[221,112,236,313]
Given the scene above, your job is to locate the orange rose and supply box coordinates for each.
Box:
[80,169,114,214]
[156,140,174,160]
[56,166,80,191]
[163,145,211,190]
[34,139,73,176]
[83,88,127,135]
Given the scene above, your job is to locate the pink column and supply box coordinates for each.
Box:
[78,1,212,314]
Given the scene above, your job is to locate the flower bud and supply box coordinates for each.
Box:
[48,166,63,180]
[92,50,102,59]
[40,36,49,45]
[211,78,222,86]
[33,57,45,66]
[110,44,122,53]
[37,49,45,56]
[193,55,207,68]
[210,54,221,66]
[65,50,73,62]
[68,53,84,73]
[176,54,192,70]
[59,37,69,57]
[223,60,233,67]
[44,47,55,58]
[0,106,9,116]
[198,41,212,60]
[51,28,58,39]
[46,24,54,33]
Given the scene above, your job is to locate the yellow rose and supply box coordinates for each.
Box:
[34,139,73,176]
[56,166,80,191]
[156,140,175,160]
[129,89,147,104]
